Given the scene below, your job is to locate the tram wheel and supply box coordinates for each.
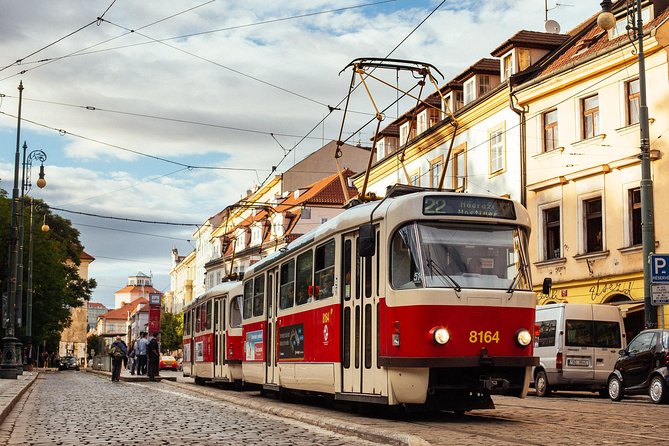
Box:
[194,377,206,386]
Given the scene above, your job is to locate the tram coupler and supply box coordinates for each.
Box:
[480,377,510,394]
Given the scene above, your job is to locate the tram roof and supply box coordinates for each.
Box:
[246,187,529,277]
[186,280,242,308]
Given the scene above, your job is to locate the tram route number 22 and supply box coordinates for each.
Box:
[469,330,500,344]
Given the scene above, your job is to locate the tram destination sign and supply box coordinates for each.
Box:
[423,196,516,219]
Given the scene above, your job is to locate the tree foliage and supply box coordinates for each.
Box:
[0,194,96,351]
[160,311,183,353]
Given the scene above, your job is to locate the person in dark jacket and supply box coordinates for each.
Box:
[109,336,127,382]
[147,332,161,381]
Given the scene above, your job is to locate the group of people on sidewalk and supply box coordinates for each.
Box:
[109,332,161,382]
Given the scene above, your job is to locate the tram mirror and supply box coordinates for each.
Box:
[358,224,376,257]
[542,277,552,295]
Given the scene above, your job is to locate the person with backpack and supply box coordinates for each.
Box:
[109,335,127,382]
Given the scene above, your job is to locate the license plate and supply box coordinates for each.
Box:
[567,358,590,367]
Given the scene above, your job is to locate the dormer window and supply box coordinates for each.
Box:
[502,54,513,80]
[399,121,415,146]
[463,78,476,105]
[376,138,385,161]
[608,6,651,39]
[479,75,491,96]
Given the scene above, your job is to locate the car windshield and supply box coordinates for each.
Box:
[390,222,530,291]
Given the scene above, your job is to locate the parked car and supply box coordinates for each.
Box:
[608,329,669,404]
[159,355,178,371]
[58,356,80,371]
[532,303,626,397]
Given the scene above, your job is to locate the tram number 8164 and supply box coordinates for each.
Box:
[469,330,500,344]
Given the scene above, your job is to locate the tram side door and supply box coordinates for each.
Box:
[214,297,225,378]
[341,231,379,395]
[266,267,280,386]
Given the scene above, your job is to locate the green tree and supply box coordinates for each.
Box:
[160,311,183,353]
[87,334,103,357]
[0,195,96,350]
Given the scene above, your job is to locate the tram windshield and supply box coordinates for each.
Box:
[390,222,531,291]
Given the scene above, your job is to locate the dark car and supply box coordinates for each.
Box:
[58,356,80,371]
[608,329,669,403]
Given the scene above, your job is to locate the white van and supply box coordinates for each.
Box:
[532,303,626,397]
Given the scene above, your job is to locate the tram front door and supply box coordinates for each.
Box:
[340,231,380,400]
[214,296,225,379]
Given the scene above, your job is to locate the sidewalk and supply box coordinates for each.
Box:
[84,367,176,382]
[0,371,39,425]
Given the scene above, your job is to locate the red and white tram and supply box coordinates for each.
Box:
[239,187,538,412]
[182,281,244,385]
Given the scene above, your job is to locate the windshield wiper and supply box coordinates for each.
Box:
[507,270,521,294]
[426,258,461,292]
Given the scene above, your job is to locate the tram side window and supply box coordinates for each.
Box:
[296,250,313,305]
[253,275,265,317]
[205,300,212,330]
[230,295,242,328]
[195,304,202,332]
[280,260,295,309]
[184,311,191,336]
[314,239,335,300]
[390,225,422,289]
[243,280,254,319]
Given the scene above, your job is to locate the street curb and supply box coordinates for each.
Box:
[83,368,176,382]
[0,372,38,426]
[161,380,431,446]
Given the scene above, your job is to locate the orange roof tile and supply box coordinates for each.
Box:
[98,297,148,320]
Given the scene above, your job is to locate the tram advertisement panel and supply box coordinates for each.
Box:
[245,330,264,361]
[279,323,304,360]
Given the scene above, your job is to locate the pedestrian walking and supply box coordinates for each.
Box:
[128,341,137,375]
[147,332,160,381]
[136,332,149,375]
[109,336,127,382]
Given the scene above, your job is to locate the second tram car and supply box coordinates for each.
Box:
[182,281,244,385]
[235,187,538,412]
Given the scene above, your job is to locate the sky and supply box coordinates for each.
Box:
[0,0,597,309]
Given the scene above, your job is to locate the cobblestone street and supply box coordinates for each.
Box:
[0,372,383,446]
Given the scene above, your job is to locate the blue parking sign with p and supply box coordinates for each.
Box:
[651,255,669,283]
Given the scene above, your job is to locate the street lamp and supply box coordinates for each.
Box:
[21,149,47,370]
[1,82,25,379]
[598,0,657,328]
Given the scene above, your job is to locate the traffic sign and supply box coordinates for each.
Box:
[651,254,669,283]
[652,284,669,305]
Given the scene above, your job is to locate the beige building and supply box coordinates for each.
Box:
[515,2,669,336]
[58,251,94,363]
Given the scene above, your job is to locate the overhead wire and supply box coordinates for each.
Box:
[50,206,199,226]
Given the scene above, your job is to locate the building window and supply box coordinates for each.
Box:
[301,207,311,219]
[452,145,466,191]
[399,122,414,146]
[376,138,385,161]
[581,94,600,139]
[518,49,531,71]
[478,75,491,97]
[409,169,420,187]
[626,78,640,126]
[417,110,428,134]
[584,197,603,253]
[502,54,513,81]
[543,206,561,260]
[429,156,443,188]
[463,77,475,105]
[629,187,641,246]
[385,136,398,154]
[543,109,559,152]
[489,127,505,175]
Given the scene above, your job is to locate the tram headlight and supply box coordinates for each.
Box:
[515,328,532,347]
[432,327,450,345]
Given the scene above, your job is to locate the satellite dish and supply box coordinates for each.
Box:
[545,19,561,34]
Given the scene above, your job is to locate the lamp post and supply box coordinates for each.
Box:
[1,82,25,379]
[598,0,657,328]
[21,150,47,370]
[14,145,47,373]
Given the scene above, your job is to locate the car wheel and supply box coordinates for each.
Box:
[608,376,624,401]
[535,370,551,397]
[649,376,667,404]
